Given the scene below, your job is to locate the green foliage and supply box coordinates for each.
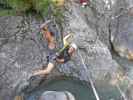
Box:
[0,9,15,16]
[8,0,32,12]
[6,0,53,15]
[4,0,64,23]
[32,0,51,16]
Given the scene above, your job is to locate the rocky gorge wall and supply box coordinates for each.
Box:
[0,0,133,100]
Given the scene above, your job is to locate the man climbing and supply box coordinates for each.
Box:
[33,21,77,76]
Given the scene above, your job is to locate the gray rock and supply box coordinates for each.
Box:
[110,0,133,61]
[126,0,133,9]
[0,0,132,99]
[125,84,133,100]
[39,91,75,100]
[0,16,23,38]
[111,14,133,60]
[0,16,48,99]
[60,1,120,81]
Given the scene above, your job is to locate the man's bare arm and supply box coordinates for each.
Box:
[56,58,65,63]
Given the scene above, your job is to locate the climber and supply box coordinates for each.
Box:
[33,42,77,76]
[33,22,77,76]
[79,0,89,8]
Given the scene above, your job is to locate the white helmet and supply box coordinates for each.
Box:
[70,43,78,50]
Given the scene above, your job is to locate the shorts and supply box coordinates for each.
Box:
[46,48,57,64]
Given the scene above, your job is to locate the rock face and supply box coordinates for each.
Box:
[111,12,133,60]
[110,0,133,60]
[39,91,75,100]
[0,0,133,99]
[126,84,133,100]
[0,16,48,100]
[59,0,120,81]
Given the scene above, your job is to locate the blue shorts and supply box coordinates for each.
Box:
[47,49,57,64]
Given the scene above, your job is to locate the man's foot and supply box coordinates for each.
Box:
[81,2,88,8]
[14,96,23,100]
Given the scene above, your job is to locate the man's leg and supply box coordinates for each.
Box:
[42,62,55,74]
[33,62,55,76]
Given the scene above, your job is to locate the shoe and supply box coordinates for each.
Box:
[14,96,23,100]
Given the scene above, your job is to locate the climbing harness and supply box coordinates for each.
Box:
[78,50,100,100]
